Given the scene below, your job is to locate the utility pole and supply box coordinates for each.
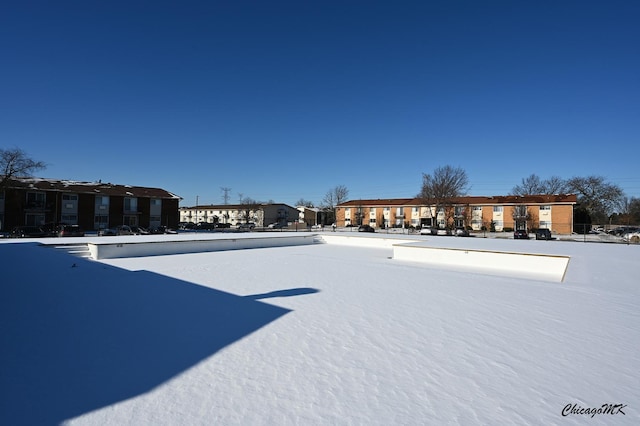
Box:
[221,187,231,205]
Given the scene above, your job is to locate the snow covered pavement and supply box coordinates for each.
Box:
[1,234,638,425]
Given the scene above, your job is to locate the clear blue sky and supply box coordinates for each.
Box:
[2,1,639,207]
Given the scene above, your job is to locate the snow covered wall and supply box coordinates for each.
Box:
[87,234,317,259]
[393,242,570,282]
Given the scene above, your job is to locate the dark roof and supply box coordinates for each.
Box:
[5,177,181,200]
[338,194,578,207]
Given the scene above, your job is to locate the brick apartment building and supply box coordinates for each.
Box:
[336,194,578,234]
[0,177,181,232]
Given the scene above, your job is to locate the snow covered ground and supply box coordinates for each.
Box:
[1,232,638,425]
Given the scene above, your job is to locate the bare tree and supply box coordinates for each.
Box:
[511,174,544,195]
[295,198,315,208]
[418,165,469,230]
[1,148,46,189]
[630,197,640,224]
[512,205,537,231]
[565,175,624,223]
[542,176,568,194]
[239,197,262,225]
[511,174,568,195]
[610,196,640,226]
[322,185,349,208]
[322,185,349,224]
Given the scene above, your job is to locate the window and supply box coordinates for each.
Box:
[150,199,162,217]
[95,215,109,229]
[61,215,78,224]
[150,215,161,228]
[124,197,138,213]
[540,205,551,211]
[95,196,109,211]
[412,207,419,213]
[540,220,551,229]
[493,206,503,213]
[26,213,45,226]
[94,196,110,229]
[123,215,138,226]
[473,206,482,211]
[62,193,78,213]
[26,192,45,209]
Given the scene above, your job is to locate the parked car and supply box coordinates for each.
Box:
[535,228,552,240]
[149,226,178,234]
[9,226,49,238]
[237,223,256,230]
[609,226,638,236]
[194,222,216,231]
[268,223,287,229]
[98,225,134,236]
[98,228,116,236]
[436,228,452,236]
[130,226,149,235]
[56,224,85,237]
[420,226,436,235]
[514,229,530,239]
[454,227,470,237]
[622,231,640,243]
[358,225,375,233]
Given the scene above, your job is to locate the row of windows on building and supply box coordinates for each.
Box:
[179,206,293,227]
[1,191,164,230]
[180,210,255,222]
[343,205,554,230]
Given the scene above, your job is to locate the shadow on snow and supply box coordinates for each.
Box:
[0,243,317,425]
[245,287,319,300]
